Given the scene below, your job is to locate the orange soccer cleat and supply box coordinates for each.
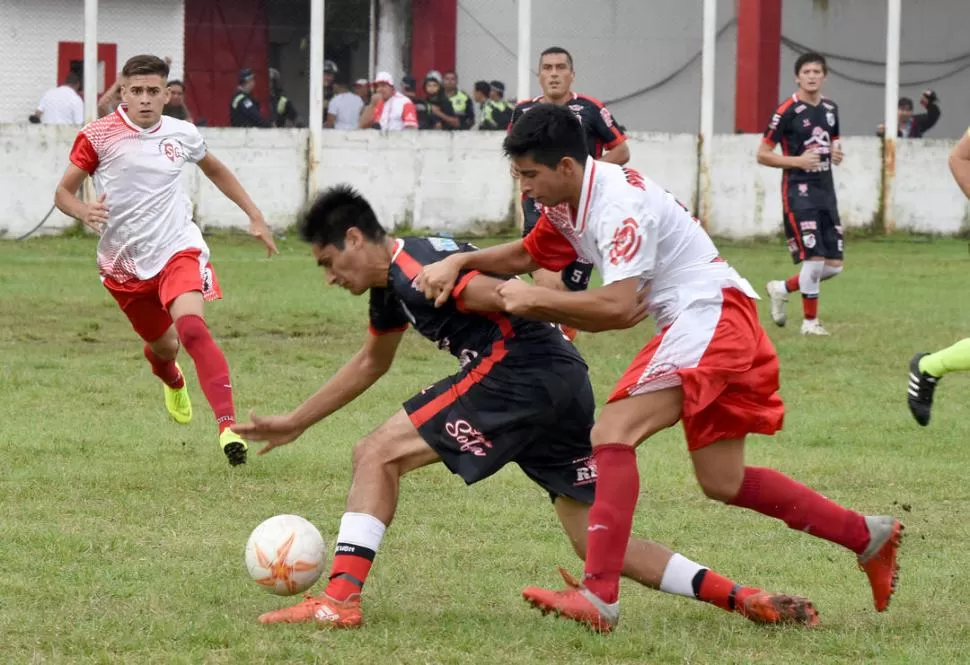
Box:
[258,592,362,628]
[858,516,904,612]
[736,589,820,627]
[522,568,619,633]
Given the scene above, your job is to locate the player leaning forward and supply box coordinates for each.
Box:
[54,54,278,466]
[419,103,903,632]
[238,186,818,630]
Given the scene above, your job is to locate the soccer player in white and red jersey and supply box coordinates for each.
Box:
[418,104,903,632]
[53,54,278,467]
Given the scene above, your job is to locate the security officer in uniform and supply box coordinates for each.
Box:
[479,80,513,130]
[269,68,301,127]
[230,68,269,128]
[443,71,475,130]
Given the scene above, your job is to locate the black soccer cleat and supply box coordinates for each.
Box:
[907,353,939,426]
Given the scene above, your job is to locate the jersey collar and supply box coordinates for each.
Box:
[116,105,163,133]
[575,157,597,234]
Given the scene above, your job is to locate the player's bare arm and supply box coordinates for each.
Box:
[948,130,970,199]
[757,140,819,171]
[418,240,539,306]
[235,330,405,455]
[600,141,630,166]
[54,163,109,233]
[197,153,279,256]
[497,276,647,332]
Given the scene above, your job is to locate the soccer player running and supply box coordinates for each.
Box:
[907,126,970,424]
[236,186,818,630]
[759,53,845,336]
[512,47,629,327]
[418,104,902,632]
[53,55,278,466]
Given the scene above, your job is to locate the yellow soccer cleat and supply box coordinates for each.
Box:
[219,428,248,467]
[164,364,193,424]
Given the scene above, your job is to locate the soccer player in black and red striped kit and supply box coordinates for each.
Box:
[759,52,845,336]
[237,185,817,630]
[511,47,629,335]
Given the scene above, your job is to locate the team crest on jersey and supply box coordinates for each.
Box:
[158,138,184,162]
[609,218,641,266]
[803,118,812,128]
[600,106,614,128]
[826,112,836,127]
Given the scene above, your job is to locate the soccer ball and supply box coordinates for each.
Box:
[245,514,326,596]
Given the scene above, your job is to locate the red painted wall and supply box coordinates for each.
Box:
[183,0,269,126]
[411,0,457,81]
[735,0,782,133]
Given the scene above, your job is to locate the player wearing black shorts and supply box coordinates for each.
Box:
[238,185,818,631]
[759,52,845,337]
[510,47,629,316]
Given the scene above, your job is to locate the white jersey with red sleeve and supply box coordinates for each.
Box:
[522,158,757,329]
[69,106,209,283]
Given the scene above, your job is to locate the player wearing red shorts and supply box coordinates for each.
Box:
[53,54,278,466]
[419,104,902,632]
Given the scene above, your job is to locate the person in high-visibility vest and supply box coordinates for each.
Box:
[269,68,300,128]
[443,71,475,130]
[479,80,513,131]
[230,69,269,128]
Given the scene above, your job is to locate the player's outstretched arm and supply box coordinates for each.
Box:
[418,240,539,307]
[235,330,405,455]
[948,130,970,199]
[197,153,279,256]
[497,276,648,332]
[54,164,109,233]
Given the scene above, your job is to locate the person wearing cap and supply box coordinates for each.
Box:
[230,68,269,128]
[359,71,418,131]
[479,80,513,130]
[269,68,301,128]
[877,91,941,139]
[443,71,475,130]
[326,80,365,130]
[417,70,458,130]
[353,78,371,105]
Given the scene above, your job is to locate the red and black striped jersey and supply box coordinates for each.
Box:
[763,93,840,193]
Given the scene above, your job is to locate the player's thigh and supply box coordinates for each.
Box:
[353,408,442,477]
[689,437,747,502]
[160,250,223,320]
[785,209,825,262]
[819,209,845,264]
[591,387,683,447]
[105,282,173,343]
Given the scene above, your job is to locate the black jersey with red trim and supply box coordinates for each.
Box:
[763,93,841,201]
[510,93,627,158]
[368,237,581,365]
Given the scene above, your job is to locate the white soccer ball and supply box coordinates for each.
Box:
[245,514,326,596]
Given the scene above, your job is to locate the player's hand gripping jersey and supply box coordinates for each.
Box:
[69,106,210,283]
[523,159,758,329]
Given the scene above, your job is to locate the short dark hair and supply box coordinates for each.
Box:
[167,79,184,89]
[299,185,386,248]
[65,71,82,88]
[898,97,914,110]
[539,46,574,70]
[122,54,169,79]
[503,103,587,169]
[444,71,457,78]
[474,80,490,95]
[794,52,827,76]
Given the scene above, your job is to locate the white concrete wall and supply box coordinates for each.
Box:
[0,0,185,124]
[2,125,966,240]
[456,0,970,139]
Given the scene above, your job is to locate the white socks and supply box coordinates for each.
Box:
[659,553,705,598]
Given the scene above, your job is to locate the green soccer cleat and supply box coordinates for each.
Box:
[164,364,193,424]
[220,428,248,467]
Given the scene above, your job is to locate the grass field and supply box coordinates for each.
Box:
[2,233,970,664]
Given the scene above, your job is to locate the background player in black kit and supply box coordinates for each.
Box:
[759,52,845,337]
[237,185,818,631]
[510,47,630,332]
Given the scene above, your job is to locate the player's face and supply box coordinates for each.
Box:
[121,74,169,128]
[795,62,826,95]
[538,54,574,99]
[513,155,575,206]
[167,84,184,106]
[311,233,377,295]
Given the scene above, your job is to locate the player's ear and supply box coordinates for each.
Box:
[345,226,364,248]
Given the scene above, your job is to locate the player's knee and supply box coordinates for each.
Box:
[351,436,404,477]
[696,472,742,503]
[148,336,179,360]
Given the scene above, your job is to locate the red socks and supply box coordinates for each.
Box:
[803,295,819,320]
[174,315,235,433]
[784,274,800,293]
[695,569,756,612]
[583,444,640,604]
[144,345,184,389]
[325,553,375,601]
[730,466,870,555]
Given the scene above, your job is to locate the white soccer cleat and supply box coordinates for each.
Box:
[800,319,830,336]
[765,280,789,327]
